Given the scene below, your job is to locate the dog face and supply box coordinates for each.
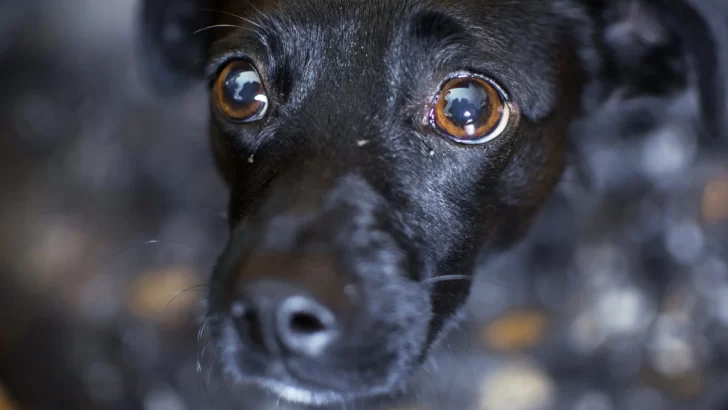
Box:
[139,0,724,405]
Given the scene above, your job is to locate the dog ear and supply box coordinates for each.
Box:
[135,0,274,96]
[583,0,727,138]
[135,0,218,96]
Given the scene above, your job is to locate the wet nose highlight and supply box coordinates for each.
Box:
[231,280,339,358]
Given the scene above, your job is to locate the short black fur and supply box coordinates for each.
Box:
[137,0,726,406]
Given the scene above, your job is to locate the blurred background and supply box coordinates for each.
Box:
[1,1,728,409]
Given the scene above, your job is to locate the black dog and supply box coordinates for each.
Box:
[138,0,726,405]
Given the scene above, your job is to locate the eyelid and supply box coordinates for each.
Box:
[437,70,512,102]
[206,52,262,85]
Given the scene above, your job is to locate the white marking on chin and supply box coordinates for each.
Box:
[219,319,344,406]
[260,380,345,406]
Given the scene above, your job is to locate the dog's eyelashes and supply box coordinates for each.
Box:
[429,74,511,145]
[214,60,269,123]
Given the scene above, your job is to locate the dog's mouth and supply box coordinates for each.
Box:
[216,317,347,404]
[206,263,434,404]
[214,311,415,406]
[253,379,348,406]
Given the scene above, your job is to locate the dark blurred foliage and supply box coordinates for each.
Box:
[1,1,728,410]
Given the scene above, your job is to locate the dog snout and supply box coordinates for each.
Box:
[229,244,356,353]
[209,172,427,393]
[231,278,341,358]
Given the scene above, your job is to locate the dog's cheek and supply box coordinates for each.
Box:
[358,271,432,376]
[209,122,237,187]
[492,39,582,234]
[382,282,433,380]
[426,278,471,345]
[492,122,568,245]
[502,126,567,207]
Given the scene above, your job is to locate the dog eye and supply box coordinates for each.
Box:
[430,75,510,144]
[214,60,269,123]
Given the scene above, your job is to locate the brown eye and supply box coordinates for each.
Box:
[430,74,511,144]
[214,60,269,123]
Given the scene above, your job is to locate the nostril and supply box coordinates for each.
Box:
[277,295,338,357]
[230,301,267,349]
[230,281,340,357]
[289,311,327,335]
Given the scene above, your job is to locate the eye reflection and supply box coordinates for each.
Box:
[215,60,269,122]
[430,75,510,144]
[443,82,490,127]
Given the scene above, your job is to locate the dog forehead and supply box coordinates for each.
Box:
[241,1,413,113]
[250,0,567,119]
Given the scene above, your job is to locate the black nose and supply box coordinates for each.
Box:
[232,280,339,358]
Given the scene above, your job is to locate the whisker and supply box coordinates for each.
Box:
[199,8,262,28]
[196,340,211,400]
[242,0,267,20]
[196,364,211,401]
[198,315,209,343]
[197,341,207,373]
[200,337,211,358]
[196,334,213,400]
[165,284,209,308]
[421,365,442,404]
[193,24,246,34]
[453,321,473,350]
[421,275,472,285]
[139,239,197,248]
[99,239,197,273]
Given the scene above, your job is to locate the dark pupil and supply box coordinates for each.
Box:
[224,69,263,108]
[444,80,490,126]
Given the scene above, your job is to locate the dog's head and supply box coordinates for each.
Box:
[138,0,725,405]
